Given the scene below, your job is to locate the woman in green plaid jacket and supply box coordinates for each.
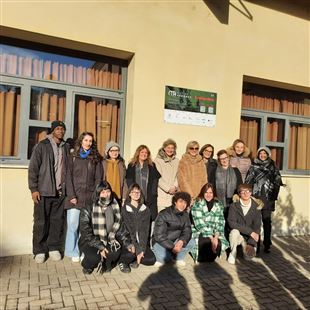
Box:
[191,183,229,262]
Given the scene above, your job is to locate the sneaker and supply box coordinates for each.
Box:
[72,256,80,263]
[130,261,139,269]
[154,261,163,267]
[175,260,186,267]
[49,250,61,261]
[228,253,236,265]
[245,245,256,258]
[118,263,131,273]
[82,268,93,275]
[34,253,46,264]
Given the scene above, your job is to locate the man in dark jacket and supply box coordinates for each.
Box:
[153,191,194,267]
[227,184,262,265]
[28,120,69,263]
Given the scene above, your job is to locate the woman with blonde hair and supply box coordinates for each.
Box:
[177,141,207,205]
[126,145,161,222]
[154,139,179,212]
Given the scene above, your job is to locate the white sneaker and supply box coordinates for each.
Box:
[228,253,236,265]
[175,260,186,267]
[71,256,80,263]
[154,261,163,267]
[35,253,46,264]
[49,250,61,261]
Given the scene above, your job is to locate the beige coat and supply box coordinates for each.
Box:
[177,154,208,200]
[154,155,179,211]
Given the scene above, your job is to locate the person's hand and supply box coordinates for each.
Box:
[212,236,219,253]
[168,187,177,195]
[136,252,144,264]
[128,245,135,254]
[250,232,259,242]
[172,240,184,253]
[70,198,77,205]
[100,248,109,258]
[31,191,40,204]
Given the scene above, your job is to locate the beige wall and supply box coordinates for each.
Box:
[1,1,309,256]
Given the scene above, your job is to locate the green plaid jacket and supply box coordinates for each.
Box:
[191,199,229,261]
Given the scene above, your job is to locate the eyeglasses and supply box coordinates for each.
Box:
[219,156,229,161]
[131,191,141,195]
[109,149,119,152]
[204,149,213,153]
[189,147,199,150]
[239,190,251,194]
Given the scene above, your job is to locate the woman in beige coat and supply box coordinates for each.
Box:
[177,141,208,205]
[154,139,179,212]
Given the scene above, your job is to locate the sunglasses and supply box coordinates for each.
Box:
[189,147,199,150]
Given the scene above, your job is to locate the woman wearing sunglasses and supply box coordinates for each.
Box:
[177,141,207,206]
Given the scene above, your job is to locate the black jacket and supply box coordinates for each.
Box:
[126,163,161,221]
[65,155,103,210]
[206,158,217,186]
[121,203,150,254]
[154,206,192,250]
[78,202,131,252]
[228,198,261,246]
[28,138,69,196]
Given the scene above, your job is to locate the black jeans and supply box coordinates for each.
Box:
[81,245,121,271]
[32,196,65,255]
[119,246,156,266]
[262,209,272,249]
[198,236,222,262]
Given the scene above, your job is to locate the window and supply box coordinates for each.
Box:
[0,39,127,164]
[240,80,310,175]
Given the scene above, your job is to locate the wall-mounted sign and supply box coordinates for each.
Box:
[164,85,217,127]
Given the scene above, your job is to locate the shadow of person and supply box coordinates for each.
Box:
[235,244,309,310]
[194,261,242,309]
[137,263,191,309]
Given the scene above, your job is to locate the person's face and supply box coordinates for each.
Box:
[234,142,245,155]
[204,188,214,202]
[188,145,199,157]
[108,147,120,160]
[52,126,65,140]
[139,148,149,162]
[239,188,252,202]
[175,198,188,212]
[203,147,213,159]
[218,153,229,168]
[129,188,141,202]
[81,135,93,150]
[259,150,268,161]
[100,189,111,198]
[164,144,175,157]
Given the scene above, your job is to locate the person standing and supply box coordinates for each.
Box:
[65,132,103,262]
[102,141,127,204]
[154,139,179,212]
[28,120,69,263]
[199,144,217,186]
[245,147,283,253]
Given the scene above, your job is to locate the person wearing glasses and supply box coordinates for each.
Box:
[226,139,251,182]
[227,184,262,264]
[245,147,283,253]
[154,139,179,211]
[199,144,217,185]
[177,141,207,205]
[118,183,156,273]
[102,141,127,204]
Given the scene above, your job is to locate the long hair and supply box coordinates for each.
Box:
[125,183,144,205]
[232,139,246,150]
[129,145,153,166]
[72,132,102,163]
[91,180,113,204]
[197,183,217,200]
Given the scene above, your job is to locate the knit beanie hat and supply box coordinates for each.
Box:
[105,141,120,155]
[50,120,66,133]
[257,146,271,157]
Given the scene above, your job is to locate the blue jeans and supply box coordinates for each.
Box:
[65,208,80,257]
[153,239,195,263]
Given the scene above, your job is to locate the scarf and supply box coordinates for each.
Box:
[106,159,121,199]
[206,200,214,212]
[79,148,91,159]
[157,148,175,162]
[216,166,237,207]
[135,163,149,200]
[92,198,121,249]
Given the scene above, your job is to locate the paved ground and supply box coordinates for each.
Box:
[0,236,309,310]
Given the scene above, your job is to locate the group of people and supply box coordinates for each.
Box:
[28,120,283,274]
